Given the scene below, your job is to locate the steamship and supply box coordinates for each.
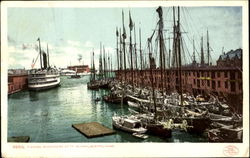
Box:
[28,38,60,91]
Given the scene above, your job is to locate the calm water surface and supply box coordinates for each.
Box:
[8,76,207,142]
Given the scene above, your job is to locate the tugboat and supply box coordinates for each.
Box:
[60,69,76,76]
[70,68,81,78]
[28,38,60,91]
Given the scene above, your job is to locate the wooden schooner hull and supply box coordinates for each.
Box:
[99,84,109,89]
[186,117,211,134]
[146,124,172,138]
[87,82,99,90]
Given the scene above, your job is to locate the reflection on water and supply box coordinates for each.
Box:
[29,91,39,101]
[8,76,207,142]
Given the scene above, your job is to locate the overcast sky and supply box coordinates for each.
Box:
[7,6,242,69]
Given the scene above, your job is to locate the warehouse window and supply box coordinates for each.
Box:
[197,80,200,88]
[207,80,210,87]
[217,72,220,78]
[239,82,242,91]
[212,81,215,89]
[212,72,215,78]
[218,81,221,88]
[238,72,242,79]
[224,71,228,78]
[231,82,236,92]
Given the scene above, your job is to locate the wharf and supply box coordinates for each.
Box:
[72,122,115,138]
[8,136,30,142]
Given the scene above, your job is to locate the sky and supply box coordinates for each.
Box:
[7,6,242,69]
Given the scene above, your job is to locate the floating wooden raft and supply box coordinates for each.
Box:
[72,122,115,138]
[8,136,30,142]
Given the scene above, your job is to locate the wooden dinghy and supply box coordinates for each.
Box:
[132,133,149,139]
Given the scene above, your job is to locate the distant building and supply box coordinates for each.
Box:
[8,69,28,95]
[217,48,242,68]
[67,65,90,74]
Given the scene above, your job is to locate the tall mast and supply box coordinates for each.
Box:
[37,38,43,69]
[207,29,210,66]
[193,37,196,64]
[111,56,113,78]
[134,23,138,71]
[119,28,123,81]
[172,7,178,68]
[129,11,134,90]
[156,6,164,94]
[47,43,50,68]
[148,39,157,119]
[177,6,183,106]
[90,52,93,81]
[168,36,171,68]
[139,27,144,87]
[134,23,138,86]
[201,36,205,66]
[99,42,103,79]
[103,45,106,79]
[116,27,119,71]
[108,54,110,78]
[109,52,111,78]
[122,10,127,82]
[93,51,95,81]
[139,27,143,71]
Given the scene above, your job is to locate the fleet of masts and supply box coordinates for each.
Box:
[87,6,217,102]
[86,6,242,141]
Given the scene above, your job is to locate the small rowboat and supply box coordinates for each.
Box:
[95,97,101,102]
[132,133,149,139]
[128,101,140,108]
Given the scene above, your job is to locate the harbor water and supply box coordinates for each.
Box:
[8,76,207,142]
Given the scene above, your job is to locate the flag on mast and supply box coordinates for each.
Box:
[31,58,35,68]
[122,10,126,39]
[129,11,133,31]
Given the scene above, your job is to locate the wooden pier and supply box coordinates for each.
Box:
[72,122,115,138]
[8,136,30,142]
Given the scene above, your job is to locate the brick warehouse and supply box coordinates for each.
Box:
[67,65,90,74]
[116,67,242,95]
[115,49,243,113]
[8,69,28,95]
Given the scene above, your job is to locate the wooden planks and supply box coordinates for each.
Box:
[8,136,30,142]
[72,122,115,138]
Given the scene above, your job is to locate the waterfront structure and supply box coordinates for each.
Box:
[67,65,90,75]
[116,48,243,113]
[8,69,28,95]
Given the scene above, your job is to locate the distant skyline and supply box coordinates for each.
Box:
[7,6,242,69]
